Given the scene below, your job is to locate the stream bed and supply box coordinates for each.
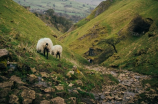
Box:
[85,65,150,104]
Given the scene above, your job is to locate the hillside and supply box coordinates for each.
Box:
[13,0,96,22]
[60,0,158,75]
[0,0,118,103]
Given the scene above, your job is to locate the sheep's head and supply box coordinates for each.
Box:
[45,43,50,52]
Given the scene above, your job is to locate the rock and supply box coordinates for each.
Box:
[0,49,8,57]
[0,75,8,81]
[104,92,110,96]
[23,98,33,104]
[55,85,64,91]
[9,94,19,104]
[27,74,37,83]
[18,86,30,90]
[31,67,37,73]
[145,83,151,89]
[10,75,25,84]
[0,81,13,88]
[72,90,79,94]
[51,97,65,104]
[68,83,74,87]
[44,87,55,93]
[40,100,50,104]
[0,88,11,97]
[75,80,83,86]
[40,72,49,78]
[21,89,35,102]
[66,71,74,78]
[106,96,114,100]
[69,97,76,104]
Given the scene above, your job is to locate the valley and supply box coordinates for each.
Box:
[0,0,158,104]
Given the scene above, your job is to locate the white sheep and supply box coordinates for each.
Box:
[51,45,62,59]
[36,38,53,59]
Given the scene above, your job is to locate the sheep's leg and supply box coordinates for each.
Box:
[59,53,60,59]
[44,48,46,56]
[46,49,48,59]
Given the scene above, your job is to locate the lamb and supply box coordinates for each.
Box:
[36,38,53,59]
[51,45,62,59]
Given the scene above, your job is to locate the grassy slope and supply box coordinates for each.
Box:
[60,0,158,75]
[13,0,95,17]
[0,1,118,102]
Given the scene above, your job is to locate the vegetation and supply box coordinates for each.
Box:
[13,0,96,22]
[0,0,118,103]
[34,9,73,33]
[60,0,158,75]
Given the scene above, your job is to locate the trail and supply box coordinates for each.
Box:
[85,65,150,104]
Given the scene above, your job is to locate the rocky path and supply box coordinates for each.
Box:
[85,65,151,104]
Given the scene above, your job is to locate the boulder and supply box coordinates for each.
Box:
[40,72,49,78]
[0,88,11,98]
[21,89,36,104]
[10,75,25,84]
[44,87,55,93]
[75,80,83,86]
[9,94,19,104]
[0,81,13,88]
[0,49,8,57]
[40,100,50,104]
[55,85,64,91]
[66,71,74,78]
[51,97,65,104]
[69,97,76,104]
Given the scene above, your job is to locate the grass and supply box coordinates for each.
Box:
[0,0,118,103]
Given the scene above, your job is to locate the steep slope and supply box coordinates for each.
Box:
[0,0,118,103]
[60,0,158,75]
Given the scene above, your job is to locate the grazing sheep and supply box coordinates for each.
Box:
[51,45,62,59]
[36,38,53,59]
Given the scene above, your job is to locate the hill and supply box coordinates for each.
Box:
[0,0,118,103]
[13,0,96,23]
[60,0,158,76]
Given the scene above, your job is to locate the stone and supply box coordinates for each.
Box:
[9,94,19,104]
[28,74,37,82]
[40,72,49,78]
[51,97,65,104]
[72,90,79,94]
[66,71,74,78]
[0,49,8,57]
[40,100,50,104]
[0,81,13,88]
[44,87,55,93]
[23,98,33,104]
[75,80,83,86]
[21,89,35,100]
[10,75,25,84]
[31,67,37,73]
[68,83,74,87]
[55,85,64,91]
[69,97,76,104]
[0,88,11,97]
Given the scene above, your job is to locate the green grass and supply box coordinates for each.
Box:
[0,0,118,102]
[60,0,158,75]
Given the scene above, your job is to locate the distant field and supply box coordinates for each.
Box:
[13,0,101,18]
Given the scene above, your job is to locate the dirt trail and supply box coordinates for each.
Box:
[85,65,150,104]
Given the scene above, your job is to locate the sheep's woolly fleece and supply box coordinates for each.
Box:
[51,45,62,57]
[36,38,53,54]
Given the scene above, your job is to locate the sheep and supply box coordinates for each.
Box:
[51,45,62,59]
[36,38,53,59]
